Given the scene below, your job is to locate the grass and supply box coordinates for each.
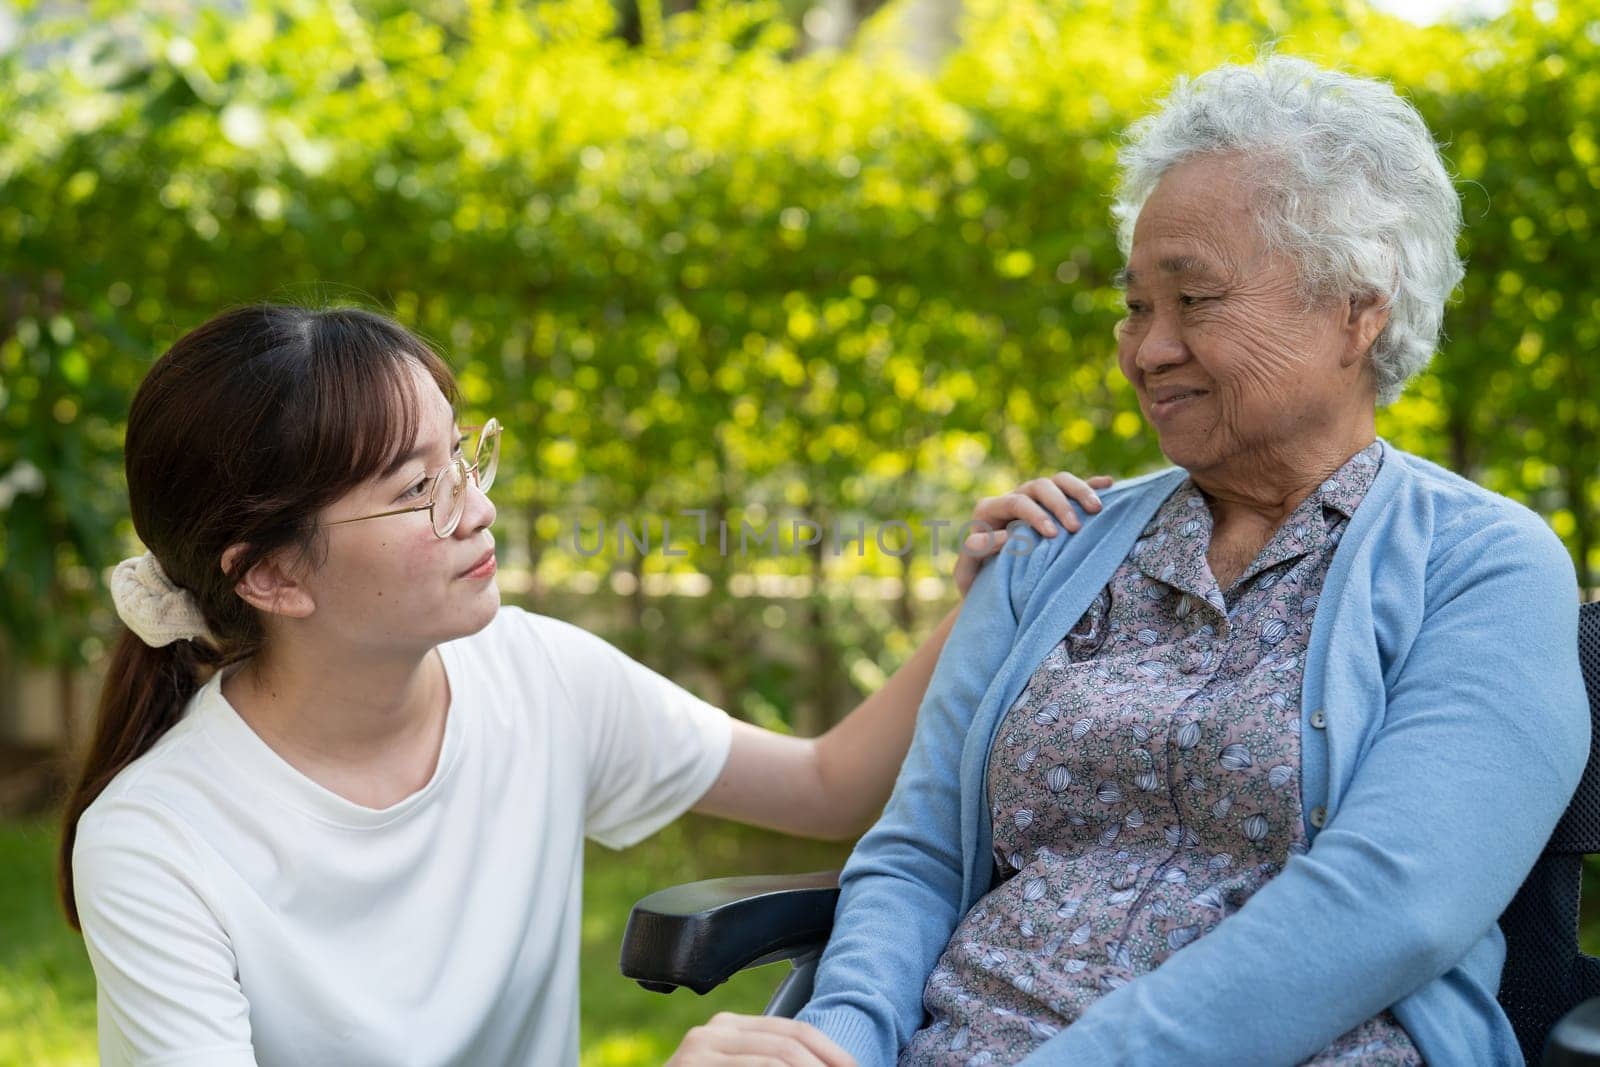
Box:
[0,812,850,1067]
[10,812,1600,1067]
[0,817,98,1067]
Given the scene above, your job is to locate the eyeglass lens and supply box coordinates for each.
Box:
[475,422,500,493]
[432,422,501,537]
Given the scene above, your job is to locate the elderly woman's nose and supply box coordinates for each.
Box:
[1133,321,1189,376]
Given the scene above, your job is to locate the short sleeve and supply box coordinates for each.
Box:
[517,612,733,849]
[73,802,258,1066]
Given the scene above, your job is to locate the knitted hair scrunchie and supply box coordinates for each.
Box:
[110,552,217,648]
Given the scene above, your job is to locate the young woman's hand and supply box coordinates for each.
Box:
[667,1012,857,1066]
[954,472,1114,596]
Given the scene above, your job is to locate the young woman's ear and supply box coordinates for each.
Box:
[221,543,316,619]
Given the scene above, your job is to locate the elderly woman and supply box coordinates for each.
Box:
[672,55,1591,1067]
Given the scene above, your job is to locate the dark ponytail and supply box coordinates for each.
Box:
[57,633,222,928]
[58,304,457,930]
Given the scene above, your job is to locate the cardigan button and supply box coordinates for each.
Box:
[1310,806,1327,828]
[1309,709,1327,729]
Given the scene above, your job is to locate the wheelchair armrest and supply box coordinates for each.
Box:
[619,870,840,996]
[1546,995,1600,1065]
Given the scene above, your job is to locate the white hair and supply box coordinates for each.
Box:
[1111,54,1465,406]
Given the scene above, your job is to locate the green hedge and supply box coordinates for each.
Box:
[2,0,1595,729]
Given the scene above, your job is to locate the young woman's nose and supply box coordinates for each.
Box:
[456,477,496,536]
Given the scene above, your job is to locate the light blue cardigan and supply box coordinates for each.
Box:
[798,441,1590,1066]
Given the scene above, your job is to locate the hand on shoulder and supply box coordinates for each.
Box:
[955,471,1115,596]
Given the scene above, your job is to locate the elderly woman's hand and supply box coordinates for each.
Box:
[667,1012,857,1066]
[955,472,1114,596]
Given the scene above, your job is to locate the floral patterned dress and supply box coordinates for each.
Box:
[902,441,1422,1066]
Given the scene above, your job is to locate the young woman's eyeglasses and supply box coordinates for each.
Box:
[325,418,502,539]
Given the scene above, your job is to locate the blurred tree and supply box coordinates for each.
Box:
[0,0,1593,745]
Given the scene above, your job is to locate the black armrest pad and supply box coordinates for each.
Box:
[619,870,840,995]
[1547,996,1600,1066]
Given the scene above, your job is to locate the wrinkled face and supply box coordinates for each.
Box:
[302,361,500,654]
[1115,153,1372,477]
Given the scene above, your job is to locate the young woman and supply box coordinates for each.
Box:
[58,303,1111,1066]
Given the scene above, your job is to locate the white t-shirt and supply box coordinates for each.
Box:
[72,606,733,1067]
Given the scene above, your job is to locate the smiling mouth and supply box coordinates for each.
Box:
[1152,390,1209,407]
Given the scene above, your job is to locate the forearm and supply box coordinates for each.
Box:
[1019,831,1451,1064]
[811,606,960,836]
[692,607,959,840]
[690,470,1106,840]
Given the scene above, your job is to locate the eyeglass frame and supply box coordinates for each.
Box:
[322,417,501,539]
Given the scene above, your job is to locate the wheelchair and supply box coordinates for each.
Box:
[622,602,1600,1065]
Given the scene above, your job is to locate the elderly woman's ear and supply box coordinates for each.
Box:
[1344,291,1392,369]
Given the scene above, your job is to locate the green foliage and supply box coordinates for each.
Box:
[1,0,1595,724]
